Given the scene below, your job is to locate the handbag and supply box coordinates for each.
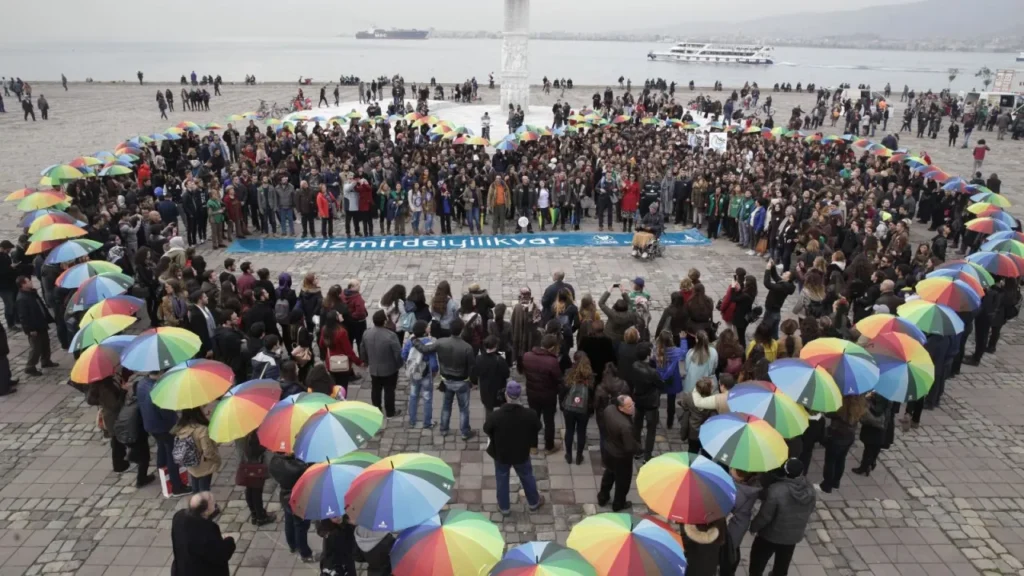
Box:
[755,237,769,255]
[234,462,268,487]
[328,353,350,373]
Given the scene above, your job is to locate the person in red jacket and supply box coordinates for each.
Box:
[315,184,335,239]
[318,310,363,393]
[356,179,374,237]
[340,279,369,351]
[137,163,151,189]
[621,178,640,232]
[522,334,564,454]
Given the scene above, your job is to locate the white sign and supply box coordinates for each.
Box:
[708,132,728,153]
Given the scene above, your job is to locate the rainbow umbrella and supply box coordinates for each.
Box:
[70,335,135,384]
[68,314,136,353]
[612,115,632,124]
[926,269,987,295]
[176,120,201,131]
[799,338,879,395]
[151,359,235,410]
[69,156,103,168]
[942,177,968,192]
[391,510,504,576]
[294,401,384,462]
[981,238,1024,257]
[517,131,540,142]
[767,359,843,413]
[29,223,86,243]
[208,379,282,443]
[493,138,519,151]
[966,251,1024,278]
[936,259,995,286]
[119,327,202,372]
[55,261,123,289]
[725,381,809,438]
[698,414,788,472]
[6,187,35,202]
[289,452,381,520]
[346,453,455,531]
[148,133,167,141]
[916,276,982,311]
[636,453,736,524]
[988,230,1024,243]
[80,295,144,327]
[24,210,86,233]
[461,136,490,147]
[67,273,133,311]
[897,300,964,336]
[863,332,935,403]
[162,131,182,140]
[640,117,662,126]
[40,165,84,184]
[970,191,1011,208]
[44,238,102,265]
[968,202,1002,216]
[854,313,927,344]
[99,165,133,177]
[965,184,993,195]
[743,125,762,134]
[977,210,1017,228]
[491,541,597,576]
[204,122,222,130]
[17,191,70,211]
[965,217,1011,234]
[258,392,339,453]
[566,513,685,576]
[26,239,63,255]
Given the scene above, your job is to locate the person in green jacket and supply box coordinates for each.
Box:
[726,185,745,241]
[705,187,729,240]
[207,189,226,249]
[737,191,756,249]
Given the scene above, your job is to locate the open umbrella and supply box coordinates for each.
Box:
[636,452,736,524]
[566,513,685,576]
[698,414,788,472]
[40,165,84,184]
[987,230,1024,244]
[925,269,986,296]
[208,379,282,443]
[725,381,809,438]
[119,327,202,372]
[965,217,1011,235]
[6,187,34,202]
[897,300,964,336]
[67,273,134,311]
[80,295,144,327]
[17,191,70,212]
[970,191,1011,208]
[863,332,935,403]
[854,313,926,344]
[68,314,136,353]
[346,453,455,531]
[24,210,85,233]
[151,359,235,410]
[767,358,843,413]
[25,240,63,256]
[294,401,384,463]
[980,238,1024,257]
[44,239,102,265]
[391,510,504,576]
[799,338,879,396]
[966,251,1024,278]
[98,165,133,177]
[490,541,597,576]
[70,335,135,384]
[289,452,381,520]
[935,259,995,286]
[258,392,339,453]
[28,223,86,243]
[55,261,123,289]
[915,276,982,312]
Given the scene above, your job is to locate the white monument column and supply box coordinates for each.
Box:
[500,0,530,111]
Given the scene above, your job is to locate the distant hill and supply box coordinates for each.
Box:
[648,0,1023,41]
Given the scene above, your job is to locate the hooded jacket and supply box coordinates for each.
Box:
[749,475,816,545]
[598,291,637,344]
[630,360,665,409]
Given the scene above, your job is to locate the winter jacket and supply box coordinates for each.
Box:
[522,347,562,404]
[630,361,665,409]
[359,326,402,377]
[268,454,310,511]
[136,376,177,434]
[749,475,817,545]
[681,521,725,576]
[859,393,891,446]
[170,509,235,576]
[275,183,295,209]
[598,291,637,344]
[295,186,316,215]
[727,481,762,548]
[172,422,220,478]
[601,405,640,462]
[484,403,541,464]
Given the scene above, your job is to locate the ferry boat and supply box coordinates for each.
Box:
[648,42,774,65]
[355,27,429,40]
[1016,52,1024,62]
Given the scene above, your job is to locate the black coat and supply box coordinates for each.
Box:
[242,301,279,337]
[187,304,213,357]
[269,454,310,511]
[578,335,617,383]
[212,326,246,381]
[319,522,357,576]
[470,351,509,410]
[483,403,541,464]
[170,510,236,576]
[15,289,52,333]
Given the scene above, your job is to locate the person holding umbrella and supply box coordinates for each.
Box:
[747,458,816,576]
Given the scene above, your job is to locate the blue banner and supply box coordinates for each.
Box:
[226,230,710,253]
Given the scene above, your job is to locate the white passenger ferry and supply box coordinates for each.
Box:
[648,42,775,65]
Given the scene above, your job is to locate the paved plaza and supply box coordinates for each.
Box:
[0,83,1023,576]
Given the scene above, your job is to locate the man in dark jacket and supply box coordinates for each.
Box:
[0,240,19,331]
[874,280,904,314]
[212,310,247,382]
[471,335,510,416]
[413,318,476,440]
[629,342,665,462]
[598,288,637,344]
[0,322,15,396]
[14,276,56,376]
[483,381,545,516]
[242,287,279,337]
[186,291,215,358]
[540,271,575,322]
[522,334,563,454]
[171,492,236,576]
[360,311,403,418]
[137,372,188,495]
[748,458,816,576]
[762,262,794,339]
[965,280,1003,367]
[598,395,639,511]
[269,452,314,561]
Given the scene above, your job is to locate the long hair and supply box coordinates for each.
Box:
[324,285,343,310]
[322,310,342,345]
[656,330,674,368]
[431,280,452,315]
[804,269,826,300]
[380,284,407,308]
[715,328,744,360]
[565,352,594,387]
[493,303,507,329]
[687,284,713,319]
[691,330,710,365]
[579,294,599,324]
[408,284,427,307]
[780,319,800,357]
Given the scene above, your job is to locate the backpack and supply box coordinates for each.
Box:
[172,434,201,468]
[405,340,428,380]
[562,382,591,414]
[805,298,826,318]
[275,296,291,324]
[113,393,140,445]
[398,309,416,332]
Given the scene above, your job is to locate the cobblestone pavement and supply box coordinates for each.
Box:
[0,84,1022,576]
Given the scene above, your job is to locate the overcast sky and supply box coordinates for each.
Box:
[4,0,918,41]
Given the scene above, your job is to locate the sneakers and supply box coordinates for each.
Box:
[170,486,193,497]
[528,495,546,512]
[462,430,478,441]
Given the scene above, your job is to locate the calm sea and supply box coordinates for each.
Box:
[0,38,1014,91]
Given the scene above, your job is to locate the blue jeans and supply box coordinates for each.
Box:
[153,433,184,491]
[283,508,313,557]
[495,459,541,512]
[424,213,433,233]
[762,309,781,340]
[190,474,212,492]
[278,208,295,236]
[467,207,480,233]
[440,380,471,438]
[260,209,278,234]
[411,211,421,233]
[408,375,434,427]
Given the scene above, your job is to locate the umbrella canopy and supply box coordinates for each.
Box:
[799,338,879,395]
[68,314,136,353]
[698,414,788,472]
[925,269,986,296]
[24,210,86,233]
[67,273,133,311]
[258,392,339,453]
[897,300,965,336]
[863,332,935,403]
[965,217,1011,234]
[970,191,1011,208]
[987,230,1024,243]
[966,251,1024,278]
[80,295,144,327]
[151,359,235,410]
[636,452,736,524]
[6,187,35,202]
[915,276,982,312]
[119,327,202,372]
[69,335,135,384]
[208,379,282,443]
[55,261,123,289]
[346,453,455,531]
[935,259,996,286]
[289,452,381,520]
[490,541,597,576]
[28,223,86,243]
[40,165,84,183]
[767,359,843,413]
[26,239,63,256]
[391,510,504,576]
[725,381,809,438]
[854,313,927,344]
[44,239,102,265]
[980,238,1024,257]
[294,401,384,463]
[17,191,71,212]
[566,513,686,576]
[967,202,1003,216]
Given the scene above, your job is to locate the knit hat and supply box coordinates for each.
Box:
[504,380,522,400]
[633,277,645,289]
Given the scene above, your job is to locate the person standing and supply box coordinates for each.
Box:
[973,139,990,173]
[484,381,546,516]
[747,459,816,576]
[0,241,19,331]
[172,408,220,493]
[269,451,316,563]
[522,334,563,455]
[137,371,189,495]
[206,189,226,249]
[597,395,639,511]
[402,320,438,429]
[629,342,665,462]
[21,97,34,121]
[487,175,509,235]
[275,176,296,237]
[36,94,48,120]
[0,321,14,396]
[471,335,510,418]
[14,276,55,377]
[412,318,476,440]
[61,74,67,91]
[360,311,403,419]
[170,492,236,576]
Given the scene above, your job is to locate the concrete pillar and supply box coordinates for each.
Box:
[500,0,530,112]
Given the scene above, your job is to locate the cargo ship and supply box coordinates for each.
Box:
[355,27,430,40]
